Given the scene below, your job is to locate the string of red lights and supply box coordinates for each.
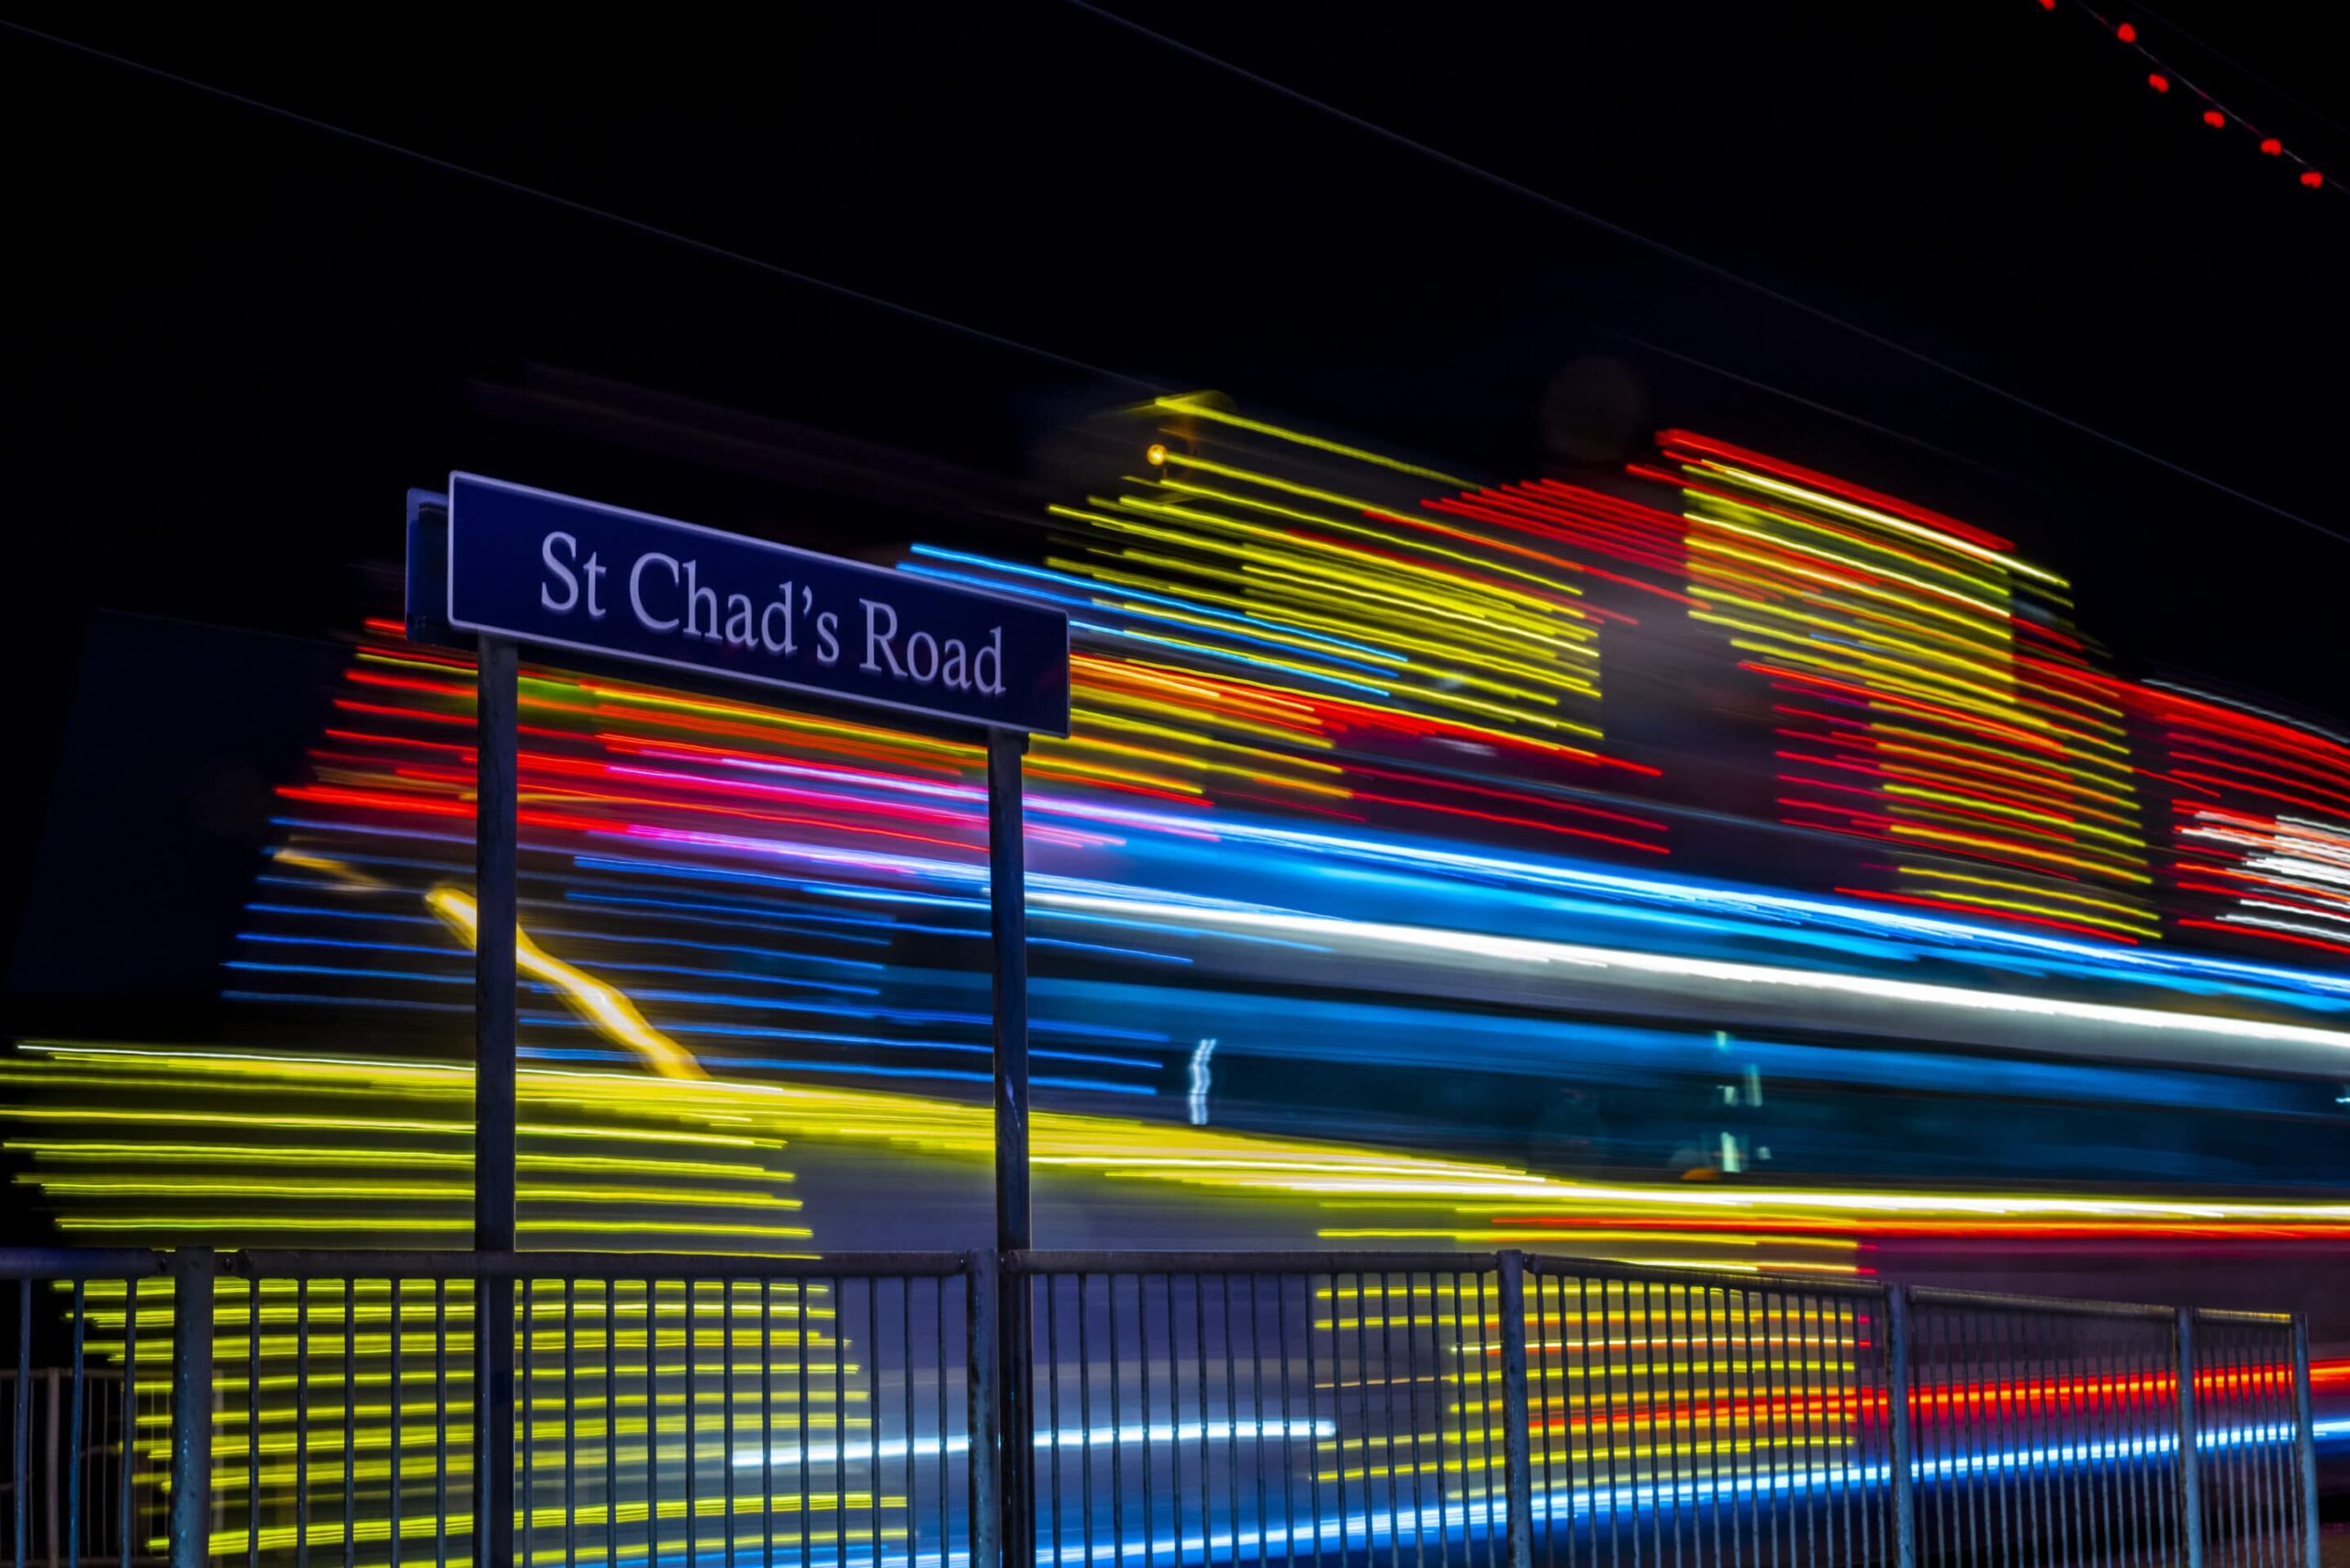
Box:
[2042,2,2337,196]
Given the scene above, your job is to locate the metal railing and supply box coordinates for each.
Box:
[1,1246,2322,1568]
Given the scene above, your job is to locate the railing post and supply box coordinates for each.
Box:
[1886,1284,1918,1568]
[1495,1252,1536,1568]
[166,1248,217,1568]
[2176,1306,2206,1568]
[966,1249,1002,1568]
[2293,1315,2321,1568]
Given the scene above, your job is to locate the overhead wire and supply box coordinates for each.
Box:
[0,19,1162,394]
[1061,0,2350,552]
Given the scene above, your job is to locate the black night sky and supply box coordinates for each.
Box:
[6,6,2349,1004]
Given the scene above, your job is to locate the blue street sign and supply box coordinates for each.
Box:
[420,472,1069,736]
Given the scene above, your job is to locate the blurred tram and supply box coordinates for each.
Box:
[13,397,2350,1305]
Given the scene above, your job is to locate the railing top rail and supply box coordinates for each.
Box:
[0,1248,167,1281]
[1519,1251,1890,1299]
[1007,1249,1500,1277]
[1009,1248,1890,1299]
[226,1248,976,1280]
[1908,1282,2185,1321]
[0,1244,2298,1329]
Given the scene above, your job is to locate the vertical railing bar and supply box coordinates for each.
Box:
[1449,1271,1476,1568]
[901,1277,916,1568]
[2268,1324,2295,1568]
[295,1277,311,1568]
[1800,1293,1821,1568]
[520,1282,534,1568]
[2218,1325,2236,1568]
[756,1278,773,1568]
[1592,1278,1617,1568]
[1936,1306,1954,1568]
[1303,1273,1322,1568]
[2231,1323,2252,1568]
[1044,1278,1063,1568]
[1645,1280,1673,1568]
[1457,1273,1486,1568]
[797,1281,811,1568]
[1243,1276,1264,1568]
[564,1281,578,1568]
[125,1275,145,1568]
[2098,1320,2122,1568]
[2092,1319,2111,1565]
[1807,1293,1827,1568]
[1523,1274,1550,1568]
[342,1282,356,1568]
[1111,1276,1130,1568]
[644,1284,662,1568]
[2037,1310,2057,1568]
[1985,1306,2008,1568]
[966,1256,997,1568]
[1818,1296,1839,1568]
[684,1283,700,1568]
[866,1281,880,1568]
[1857,1295,1878,1568]
[1162,1276,1182,1568]
[1374,1272,1402,1568]
[1770,1288,1792,1568]
[1884,1287,1915,1568]
[2292,1316,2319,1568]
[2128,1323,2151,1568]
[607,1282,620,1568]
[1078,1275,1095,1568]
[1224,1277,1244,1568]
[2248,1326,2268,1568]
[1702,1285,1723,1568]
[1740,1285,1765,1568]
[934,1274,949,1568]
[2042,1314,2065,1568]
[1992,1306,2009,1567]
[2007,1305,2033,1568]
[2247,1326,2266,1568]
[1346,1268,1362,1568]
[1651,1281,1678,1568]
[166,1250,218,1568]
[13,1282,26,1568]
[434,1280,449,1568]
[64,1282,85,1568]
[634,1288,653,1568]
[1191,1274,1211,1568]
[2077,1316,2096,1568]
[1921,1306,1943,1568]
[2124,1326,2143,1568]
[2129,1319,2154,1568]
[722,1282,736,1568]
[392,1278,406,1568]
[1137,1277,1154,1568]
[832,1282,846,1568]
[1274,1273,1295,1568]
[1494,1255,1533,1568]
[2239,1326,2264,1568]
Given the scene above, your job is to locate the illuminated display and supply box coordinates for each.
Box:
[10,400,2350,1558]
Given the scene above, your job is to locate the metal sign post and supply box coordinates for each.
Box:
[473,634,519,1568]
[408,476,1069,1568]
[985,731,1035,1568]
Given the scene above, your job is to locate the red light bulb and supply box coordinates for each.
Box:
[2203,110,2225,128]
[2118,21,2138,40]
[2147,73,2169,92]
[2302,170,2324,188]
[2260,139,2283,155]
